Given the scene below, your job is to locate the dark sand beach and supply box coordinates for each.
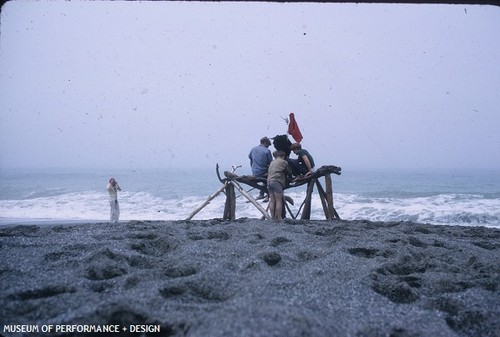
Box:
[1,219,499,337]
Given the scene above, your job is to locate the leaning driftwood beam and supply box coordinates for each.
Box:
[315,179,331,219]
[301,180,315,220]
[223,172,268,194]
[221,165,342,191]
[185,184,227,221]
[187,164,241,221]
[230,180,272,220]
[288,165,341,189]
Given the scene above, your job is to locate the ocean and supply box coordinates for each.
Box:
[0,167,499,228]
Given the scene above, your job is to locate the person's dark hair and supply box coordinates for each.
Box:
[260,137,271,146]
[273,150,285,158]
[291,143,302,151]
[272,135,292,157]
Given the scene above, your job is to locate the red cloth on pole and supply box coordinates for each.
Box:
[287,112,303,143]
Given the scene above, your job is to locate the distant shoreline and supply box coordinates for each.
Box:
[0,218,108,227]
[1,217,499,229]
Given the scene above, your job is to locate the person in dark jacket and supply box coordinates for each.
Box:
[288,143,315,178]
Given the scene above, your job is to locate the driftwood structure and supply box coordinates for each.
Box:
[186,164,342,221]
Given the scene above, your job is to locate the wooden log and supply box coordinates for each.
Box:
[229,184,236,220]
[300,179,315,220]
[232,176,267,193]
[223,169,267,194]
[314,165,341,177]
[185,184,226,220]
[223,183,236,220]
[292,199,307,220]
[315,179,331,219]
[284,200,296,219]
[332,205,341,220]
[230,180,272,220]
[286,165,341,189]
[325,174,340,219]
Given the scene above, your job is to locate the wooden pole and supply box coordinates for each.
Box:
[229,183,236,220]
[315,179,332,219]
[223,183,236,220]
[300,179,315,220]
[284,201,293,219]
[230,180,272,220]
[325,174,340,219]
[185,184,227,220]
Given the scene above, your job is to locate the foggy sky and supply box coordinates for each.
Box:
[1,1,499,172]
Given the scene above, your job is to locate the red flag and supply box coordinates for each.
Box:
[287,112,303,143]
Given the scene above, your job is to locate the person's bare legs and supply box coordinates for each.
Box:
[274,192,284,220]
[268,192,277,219]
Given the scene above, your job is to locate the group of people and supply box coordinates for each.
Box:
[107,135,313,223]
[249,136,315,220]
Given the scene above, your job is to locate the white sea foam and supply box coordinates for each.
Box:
[335,193,500,227]
[1,190,499,228]
[1,168,499,227]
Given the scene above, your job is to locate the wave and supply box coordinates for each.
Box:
[336,193,500,227]
[0,191,499,228]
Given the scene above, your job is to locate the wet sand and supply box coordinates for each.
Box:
[1,219,499,337]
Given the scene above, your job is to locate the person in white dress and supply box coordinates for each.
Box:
[107,177,121,223]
